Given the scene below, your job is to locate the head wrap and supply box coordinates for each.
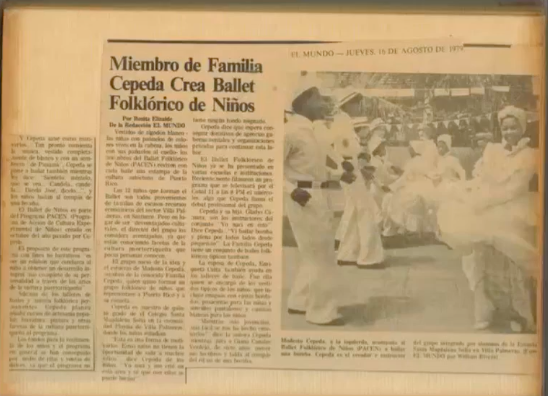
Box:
[498,105,527,133]
[368,135,384,155]
[437,134,452,150]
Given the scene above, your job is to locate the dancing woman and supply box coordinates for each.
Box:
[429,134,466,207]
[386,133,439,235]
[437,106,538,332]
[368,135,403,236]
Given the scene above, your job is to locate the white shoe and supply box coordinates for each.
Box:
[474,321,490,330]
[510,321,523,333]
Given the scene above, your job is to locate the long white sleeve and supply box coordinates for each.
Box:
[283,136,296,194]
[477,148,537,209]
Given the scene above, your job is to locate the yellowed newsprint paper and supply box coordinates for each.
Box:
[0,8,544,396]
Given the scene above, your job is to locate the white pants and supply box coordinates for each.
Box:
[285,189,341,324]
[462,250,481,291]
[335,193,352,242]
[370,185,400,237]
[462,250,494,324]
[336,178,385,266]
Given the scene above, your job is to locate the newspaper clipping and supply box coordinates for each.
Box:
[1,38,543,395]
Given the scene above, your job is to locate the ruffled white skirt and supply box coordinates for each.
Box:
[387,178,438,233]
[437,190,538,273]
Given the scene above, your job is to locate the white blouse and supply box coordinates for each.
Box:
[472,139,537,208]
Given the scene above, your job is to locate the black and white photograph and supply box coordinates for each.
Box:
[282,71,539,333]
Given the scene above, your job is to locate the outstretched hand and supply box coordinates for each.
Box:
[290,188,312,207]
[341,161,355,173]
[340,171,357,184]
[360,168,375,181]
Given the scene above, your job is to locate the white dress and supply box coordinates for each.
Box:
[437,141,538,273]
[331,112,385,266]
[369,155,400,236]
[386,140,439,233]
[437,140,538,329]
[430,152,466,207]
